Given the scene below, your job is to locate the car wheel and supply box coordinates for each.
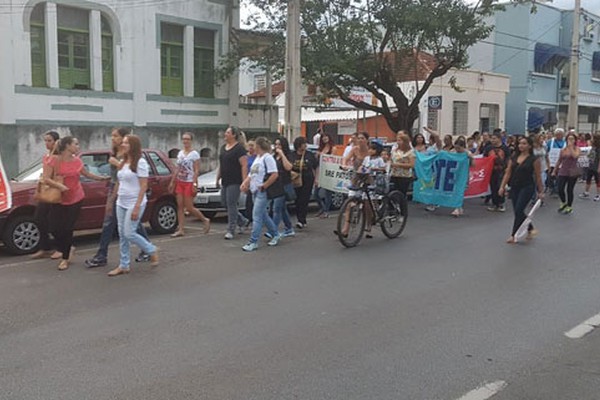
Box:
[2,215,41,255]
[331,192,346,210]
[150,201,178,234]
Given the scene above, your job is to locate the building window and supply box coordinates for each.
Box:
[30,3,46,87]
[254,74,266,91]
[194,28,215,98]
[452,101,468,136]
[161,23,184,96]
[593,52,600,80]
[534,43,569,75]
[101,16,114,92]
[57,6,90,90]
[480,103,499,133]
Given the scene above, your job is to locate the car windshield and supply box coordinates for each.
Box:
[12,159,43,182]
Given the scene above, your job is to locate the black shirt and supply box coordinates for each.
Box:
[510,154,536,188]
[275,155,292,185]
[219,143,247,186]
[483,144,511,172]
[289,150,318,182]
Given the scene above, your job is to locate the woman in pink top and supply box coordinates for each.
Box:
[31,131,62,260]
[43,136,109,270]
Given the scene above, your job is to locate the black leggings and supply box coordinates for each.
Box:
[34,202,54,251]
[391,177,412,197]
[557,176,578,207]
[294,178,314,225]
[50,201,82,260]
[511,185,535,236]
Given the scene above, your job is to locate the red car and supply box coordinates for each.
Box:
[0,149,178,255]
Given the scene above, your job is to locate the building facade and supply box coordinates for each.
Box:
[468,3,600,134]
[0,0,275,176]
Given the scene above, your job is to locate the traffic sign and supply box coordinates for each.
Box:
[428,96,442,110]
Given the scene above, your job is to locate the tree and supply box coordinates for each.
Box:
[224,0,532,134]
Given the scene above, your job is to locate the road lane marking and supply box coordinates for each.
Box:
[564,313,600,339]
[456,381,507,400]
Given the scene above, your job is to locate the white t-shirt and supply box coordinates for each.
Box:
[361,156,386,172]
[117,158,149,209]
[249,153,277,194]
[176,150,200,182]
[343,144,354,159]
[313,133,321,146]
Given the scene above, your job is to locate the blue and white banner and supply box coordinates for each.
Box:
[413,151,470,208]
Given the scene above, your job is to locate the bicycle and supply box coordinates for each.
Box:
[335,171,408,248]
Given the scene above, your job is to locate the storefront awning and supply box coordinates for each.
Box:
[534,43,570,71]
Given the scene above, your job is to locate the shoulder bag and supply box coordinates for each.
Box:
[291,152,304,188]
[263,158,284,199]
[34,157,63,204]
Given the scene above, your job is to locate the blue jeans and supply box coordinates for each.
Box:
[315,187,332,213]
[117,204,156,269]
[272,194,293,233]
[221,184,248,234]
[249,191,278,244]
[95,184,148,261]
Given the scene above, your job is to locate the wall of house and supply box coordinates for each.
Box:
[0,0,244,176]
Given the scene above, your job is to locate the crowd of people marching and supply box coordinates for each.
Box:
[28,125,598,274]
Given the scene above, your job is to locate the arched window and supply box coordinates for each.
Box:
[28,2,115,91]
[30,3,46,87]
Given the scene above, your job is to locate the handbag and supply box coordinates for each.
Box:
[34,158,63,204]
[263,158,285,199]
[291,152,305,188]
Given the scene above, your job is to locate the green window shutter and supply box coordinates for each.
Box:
[57,6,90,90]
[30,24,47,87]
[161,44,184,96]
[193,28,215,98]
[194,47,214,98]
[102,34,114,92]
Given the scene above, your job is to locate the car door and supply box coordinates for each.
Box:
[76,152,111,229]
[143,151,173,218]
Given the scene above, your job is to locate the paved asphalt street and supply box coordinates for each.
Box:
[1,193,600,400]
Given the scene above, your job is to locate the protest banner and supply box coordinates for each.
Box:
[413,151,470,208]
[465,155,494,198]
[318,154,352,193]
[0,154,12,213]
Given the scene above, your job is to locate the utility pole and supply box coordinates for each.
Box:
[284,0,302,142]
[567,0,581,130]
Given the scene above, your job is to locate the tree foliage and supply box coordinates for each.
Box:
[225,0,532,133]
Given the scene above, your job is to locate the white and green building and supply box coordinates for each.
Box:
[0,0,276,176]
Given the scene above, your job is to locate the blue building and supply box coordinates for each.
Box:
[469,2,600,134]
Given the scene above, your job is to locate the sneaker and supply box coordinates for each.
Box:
[425,205,437,212]
[487,206,498,212]
[282,229,296,238]
[451,208,460,217]
[242,242,258,252]
[579,192,590,199]
[267,234,281,246]
[296,222,305,229]
[85,257,107,268]
[498,205,506,212]
[224,232,234,240]
[594,195,600,202]
[319,213,330,219]
[264,232,274,239]
[557,203,567,213]
[563,206,573,214]
[135,252,151,263]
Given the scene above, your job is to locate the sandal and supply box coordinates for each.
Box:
[203,218,211,234]
[171,230,184,238]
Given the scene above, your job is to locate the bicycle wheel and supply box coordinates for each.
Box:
[336,197,366,247]
[380,190,407,239]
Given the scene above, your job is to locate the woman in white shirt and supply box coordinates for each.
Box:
[168,132,211,238]
[240,137,281,252]
[108,135,159,276]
